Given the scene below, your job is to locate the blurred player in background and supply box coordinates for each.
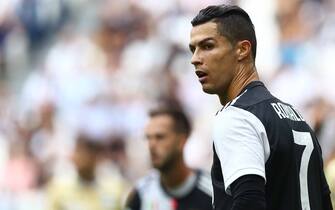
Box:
[125,107,212,210]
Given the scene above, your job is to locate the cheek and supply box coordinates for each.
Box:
[160,141,176,156]
[150,140,167,153]
[205,51,224,70]
[212,53,236,76]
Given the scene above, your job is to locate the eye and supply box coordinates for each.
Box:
[203,44,214,50]
[156,134,166,141]
[189,46,195,54]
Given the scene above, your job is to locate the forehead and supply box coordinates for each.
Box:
[190,21,220,44]
[146,115,174,132]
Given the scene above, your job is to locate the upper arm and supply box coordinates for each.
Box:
[125,189,141,210]
[213,106,270,193]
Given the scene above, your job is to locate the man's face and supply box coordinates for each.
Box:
[189,21,238,95]
[145,115,183,172]
[72,142,97,177]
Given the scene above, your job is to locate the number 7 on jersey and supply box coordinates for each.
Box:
[293,130,314,210]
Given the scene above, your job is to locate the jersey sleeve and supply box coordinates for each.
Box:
[125,189,141,210]
[213,106,270,194]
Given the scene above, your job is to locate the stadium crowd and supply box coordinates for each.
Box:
[0,0,334,209]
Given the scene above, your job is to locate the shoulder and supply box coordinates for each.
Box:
[214,105,266,141]
[46,173,77,196]
[233,81,275,109]
[215,81,277,123]
[215,82,284,130]
[136,170,159,187]
[126,171,160,210]
[231,82,306,126]
[133,170,161,196]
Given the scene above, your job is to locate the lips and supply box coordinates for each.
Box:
[150,151,159,161]
[195,70,208,83]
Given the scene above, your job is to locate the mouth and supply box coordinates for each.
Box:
[150,151,159,161]
[195,70,208,83]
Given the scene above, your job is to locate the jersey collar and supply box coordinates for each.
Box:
[238,80,265,96]
[160,170,199,199]
[217,80,264,113]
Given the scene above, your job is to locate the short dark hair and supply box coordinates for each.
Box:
[76,134,104,152]
[149,107,192,138]
[191,4,257,60]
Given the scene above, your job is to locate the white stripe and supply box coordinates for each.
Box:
[230,89,248,106]
[199,175,211,187]
[198,175,213,196]
[199,179,211,191]
[198,181,212,196]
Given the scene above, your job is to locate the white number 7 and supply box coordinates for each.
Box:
[293,130,314,210]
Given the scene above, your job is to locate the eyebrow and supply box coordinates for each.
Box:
[189,37,215,51]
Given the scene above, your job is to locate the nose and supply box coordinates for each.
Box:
[148,138,156,150]
[191,51,202,67]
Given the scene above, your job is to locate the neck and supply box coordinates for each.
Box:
[160,158,191,189]
[78,168,96,182]
[219,63,259,105]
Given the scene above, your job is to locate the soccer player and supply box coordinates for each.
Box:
[125,107,212,210]
[189,4,332,210]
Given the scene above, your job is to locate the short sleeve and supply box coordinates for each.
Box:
[212,106,270,194]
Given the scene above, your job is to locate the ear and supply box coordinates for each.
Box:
[236,40,252,61]
[177,134,187,151]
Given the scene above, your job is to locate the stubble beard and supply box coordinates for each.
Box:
[154,151,180,174]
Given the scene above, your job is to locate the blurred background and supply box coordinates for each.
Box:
[0,0,335,209]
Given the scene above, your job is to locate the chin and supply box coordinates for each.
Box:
[202,86,217,95]
[153,164,165,172]
[152,161,161,169]
[151,161,162,169]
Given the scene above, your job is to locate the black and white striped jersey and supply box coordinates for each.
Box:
[211,81,331,210]
[125,169,212,210]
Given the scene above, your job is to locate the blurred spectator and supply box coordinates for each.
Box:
[0,122,46,210]
[2,137,38,193]
[46,133,129,210]
[325,152,335,206]
[305,98,335,163]
[16,0,69,60]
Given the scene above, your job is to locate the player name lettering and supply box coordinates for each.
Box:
[271,102,304,122]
